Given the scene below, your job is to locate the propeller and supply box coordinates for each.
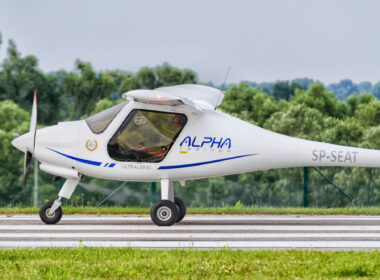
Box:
[22,90,37,200]
[23,151,33,186]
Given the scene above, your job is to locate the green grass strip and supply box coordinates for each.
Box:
[2,206,380,215]
[0,248,379,279]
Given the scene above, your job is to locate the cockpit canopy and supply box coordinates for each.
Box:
[85,100,187,163]
[86,102,127,134]
[108,109,187,162]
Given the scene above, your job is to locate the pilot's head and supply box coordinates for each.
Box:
[172,114,186,129]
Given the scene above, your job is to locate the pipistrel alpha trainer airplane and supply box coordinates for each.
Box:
[11,85,380,226]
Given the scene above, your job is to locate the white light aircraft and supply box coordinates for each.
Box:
[12,85,380,226]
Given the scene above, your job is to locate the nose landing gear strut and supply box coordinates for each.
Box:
[39,177,80,224]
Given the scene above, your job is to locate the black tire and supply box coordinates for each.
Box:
[150,200,179,226]
[39,201,63,224]
[174,197,186,223]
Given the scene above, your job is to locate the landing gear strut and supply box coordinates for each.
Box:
[150,179,186,226]
[39,200,63,224]
[39,177,79,225]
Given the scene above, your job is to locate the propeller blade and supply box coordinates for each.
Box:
[28,90,38,154]
[22,151,33,202]
[29,90,37,133]
[23,151,32,185]
[19,90,38,203]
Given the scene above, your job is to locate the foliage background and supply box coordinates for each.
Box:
[1,32,380,208]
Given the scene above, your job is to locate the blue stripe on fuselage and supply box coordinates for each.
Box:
[47,148,102,166]
[157,154,257,170]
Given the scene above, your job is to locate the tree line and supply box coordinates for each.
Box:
[1,32,380,207]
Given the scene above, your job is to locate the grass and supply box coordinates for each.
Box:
[0,248,379,279]
[2,205,380,215]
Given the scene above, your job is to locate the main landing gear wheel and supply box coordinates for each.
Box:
[39,201,62,224]
[150,200,179,226]
[174,197,186,223]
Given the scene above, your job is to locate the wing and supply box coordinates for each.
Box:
[121,84,224,111]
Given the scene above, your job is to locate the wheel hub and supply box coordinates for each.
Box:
[45,208,56,219]
[157,206,172,221]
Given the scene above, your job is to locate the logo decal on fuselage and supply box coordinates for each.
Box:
[86,139,98,151]
[179,136,231,152]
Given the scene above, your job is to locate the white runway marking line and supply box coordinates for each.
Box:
[1,241,380,249]
[1,225,380,231]
[1,233,380,238]
[2,215,380,221]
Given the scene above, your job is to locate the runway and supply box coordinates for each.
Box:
[1,215,380,249]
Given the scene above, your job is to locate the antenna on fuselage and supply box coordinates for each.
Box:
[215,66,231,109]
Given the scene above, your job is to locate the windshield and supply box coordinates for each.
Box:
[86,102,127,134]
[108,109,187,162]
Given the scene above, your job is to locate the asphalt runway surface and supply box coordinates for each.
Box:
[1,215,380,249]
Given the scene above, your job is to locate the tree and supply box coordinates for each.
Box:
[220,83,279,126]
[0,100,29,205]
[290,83,348,118]
[373,82,380,99]
[354,94,380,126]
[1,40,61,124]
[272,81,304,101]
[136,67,156,89]
[358,81,372,94]
[119,72,139,93]
[293,78,315,89]
[0,32,4,96]
[264,105,326,141]
[135,63,197,90]
[322,118,364,146]
[60,60,116,120]
[327,79,359,100]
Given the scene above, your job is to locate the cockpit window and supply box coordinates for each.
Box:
[86,102,127,134]
[107,109,187,162]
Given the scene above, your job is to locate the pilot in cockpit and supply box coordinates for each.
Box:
[108,111,187,162]
[137,114,186,160]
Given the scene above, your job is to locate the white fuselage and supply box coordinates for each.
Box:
[27,100,380,183]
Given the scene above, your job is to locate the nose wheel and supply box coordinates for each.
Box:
[39,201,63,224]
[38,178,80,225]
